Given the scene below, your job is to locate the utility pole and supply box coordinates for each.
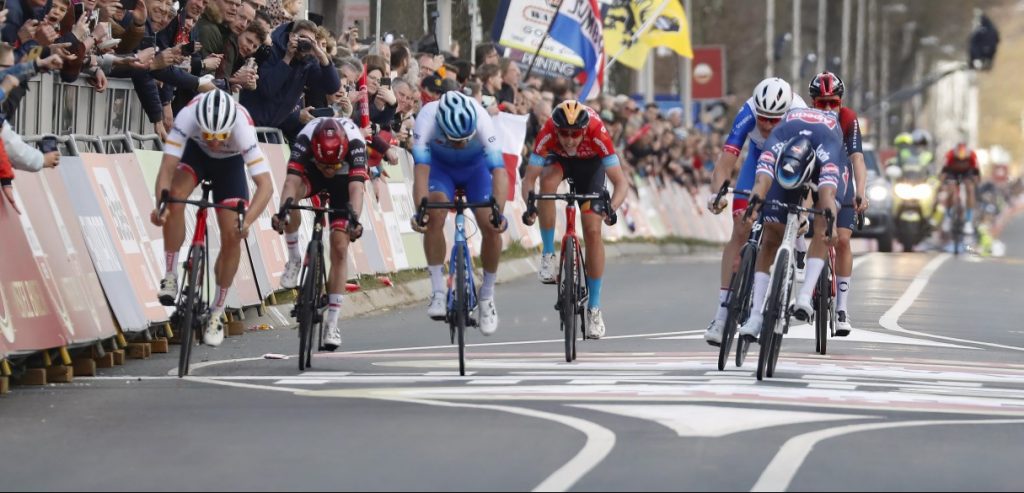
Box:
[683,0,693,127]
[766,0,775,78]
[437,0,452,51]
[841,0,851,76]
[792,0,801,86]
[816,0,826,74]
[854,0,866,109]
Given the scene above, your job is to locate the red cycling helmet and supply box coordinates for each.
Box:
[311,118,349,166]
[808,71,845,99]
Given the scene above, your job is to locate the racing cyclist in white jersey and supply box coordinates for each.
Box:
[151,89,275,347]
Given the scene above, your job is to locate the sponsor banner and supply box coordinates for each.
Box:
[692,45,727,100]
[16,168,116,345]
[492,0,585,69]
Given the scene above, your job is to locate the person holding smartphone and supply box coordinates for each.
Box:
[362,54,397,129]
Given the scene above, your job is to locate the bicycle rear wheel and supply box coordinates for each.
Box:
[724,243,756,370]
[561,238,579,363]
[177,247,205,378]
[815,260,830,355]
[757,251,789,381]
[952,204,964,255]
[455,245,468,376]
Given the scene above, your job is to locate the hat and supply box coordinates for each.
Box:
[422,72,446,94]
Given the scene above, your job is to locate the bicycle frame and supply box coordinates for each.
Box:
[448,201,479,316]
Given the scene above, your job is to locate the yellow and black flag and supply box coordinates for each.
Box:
[603,0,693,69]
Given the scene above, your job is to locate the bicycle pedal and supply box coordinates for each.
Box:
[835,328,851,337]
[740,334,759,345]
[706,340,721,348]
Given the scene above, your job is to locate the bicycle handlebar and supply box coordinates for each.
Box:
[416,196,503,229]
[276,196,362,234]
[713,180,731,206]
[523,190,617,226]
[744,195,836,239]
[159,189,246,231]
[855,197,865,231]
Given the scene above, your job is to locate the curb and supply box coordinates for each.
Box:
[337,241,719,320]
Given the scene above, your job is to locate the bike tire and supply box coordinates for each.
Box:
[952,205,964,256]
[816,260,830,355]
[758,251,790,381]
[768,260,794,378]
[297,243,319,371]
[456,245,468,376]
[725,244,756,370]
[562,238,578,363]
[177,247,204,378]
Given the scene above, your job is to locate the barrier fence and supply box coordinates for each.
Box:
[0,75,730,369]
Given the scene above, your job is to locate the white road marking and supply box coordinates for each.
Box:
[573,404,871,438]
[654,324,974,349]
[879,254,1024,352]
[750,418,1024,492]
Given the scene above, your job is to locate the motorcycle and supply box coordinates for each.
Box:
[887,165,935,252]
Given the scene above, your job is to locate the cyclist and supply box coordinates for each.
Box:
[738,108,848,341]
[521,100,629,339]
[940,142,980,236]
[152,89,274,347]
[807,71,867,336]
[272,117,368,352]
[411,91,509,336]
[704,77,806,345]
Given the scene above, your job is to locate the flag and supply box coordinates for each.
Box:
[494,112,529,202]
[603,0,693,70]
[549,0,605,100]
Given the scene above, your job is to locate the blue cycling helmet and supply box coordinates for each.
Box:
[436,91,478,140]
[775,136,817,190]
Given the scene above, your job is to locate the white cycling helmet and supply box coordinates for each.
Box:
[753,77,794,118]
[196,89,238,138]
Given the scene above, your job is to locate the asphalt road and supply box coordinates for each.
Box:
[3,218,1024,491]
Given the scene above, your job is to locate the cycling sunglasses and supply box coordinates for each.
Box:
[756,115,782,124]
[813,98,842,110]
[557,129,584,138]
[202,131,231,142]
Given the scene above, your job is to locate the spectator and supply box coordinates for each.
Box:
[390,39,410,76]
[497,58,519,106]
[643,102,660,123]
[361,53,397,128]
[239,19,340,136]
[474,41,498,68]
[451,58,471,86]
[415,51,440,84]
[477,62,500,98]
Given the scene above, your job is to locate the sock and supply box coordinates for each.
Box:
[751,272,771,316]
[286,232,301,260]
[715,288,730,322]
[799,258,826,301]
[428,265,445,294]
[587,277,603,309]
[212,286,229,314]
[326,294,343,328]
[165,251,179,275]
[837,276,851,313]
[480,271,497,299]
[541,228,556,255]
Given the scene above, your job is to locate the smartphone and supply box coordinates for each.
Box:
[380,77,391,88]
[310,107,335,118]
[74,3,84,18]
[38,136,58,154]
[180,40,196,55]
[121,0,138,10]
[138,36,155,50]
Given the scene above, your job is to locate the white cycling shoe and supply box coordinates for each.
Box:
[281,256,302,289]
[477,298,499,336]
[836,311,852,337]
[158,272,178,307]
[586,308,606,339]
[739,312,763,341]
[203,313,225,347]
[538,254,558,284]
[323,325,343,352]
[791,295,814,323]
[704,319,726,346]
[427,291,447,321]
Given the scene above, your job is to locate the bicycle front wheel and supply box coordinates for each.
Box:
[298,243,320,371]
[177,247,205,378]
[724,243,756,370]
[561,238,579,363]
[455,246,468,376]
[758,250,789,381]
[815,259,830,355]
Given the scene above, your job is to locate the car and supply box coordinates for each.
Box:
[853,143,895,252]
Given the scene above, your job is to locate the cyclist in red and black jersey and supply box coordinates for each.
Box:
[521,101,630,339]
[942,142,980,234]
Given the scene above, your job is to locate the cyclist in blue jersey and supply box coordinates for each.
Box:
[410,91,509,336]
[739,108,849,341]
[704,78,807,345]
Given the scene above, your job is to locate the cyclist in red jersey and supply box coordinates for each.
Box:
[522,100,630,339]
[942,142,980,235]
[807,71,868,336]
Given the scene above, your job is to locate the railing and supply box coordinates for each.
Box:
[15,74,154,138]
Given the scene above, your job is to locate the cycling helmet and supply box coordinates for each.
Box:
[808,71,845,99]
[752,77,794,118]
[954,142,971,160]
[911,129,932,147]
[775,136,817,190]
[311,118,349,165]
[196,89,237,138]
[435,91,478,140]
[552,100,590,130]
[894,132,913,146]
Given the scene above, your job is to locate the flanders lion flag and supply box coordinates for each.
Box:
[603,0,693,69]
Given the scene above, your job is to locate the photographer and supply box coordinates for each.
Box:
[239,19,340,136]
[361,54,396,129]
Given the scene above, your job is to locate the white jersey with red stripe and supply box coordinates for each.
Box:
[164,96,270,176]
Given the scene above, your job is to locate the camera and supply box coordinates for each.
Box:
[297,39,314,54]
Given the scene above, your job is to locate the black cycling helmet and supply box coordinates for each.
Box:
[775,136,817,190]
[808,71,845,99]
[551,100,590,130]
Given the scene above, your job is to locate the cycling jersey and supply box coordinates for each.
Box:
[943,150,980,176]
[528,107,620,168]
[724,95,807,211]
[164,96,270,177]
[288,117,369,183]
[837,107,863,225]
[412,99,504,204]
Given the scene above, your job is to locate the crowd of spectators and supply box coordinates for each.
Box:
[0,0,734,209]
